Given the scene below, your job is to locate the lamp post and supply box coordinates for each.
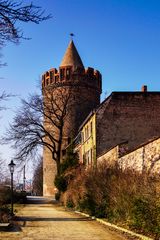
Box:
[8,160,16,216]
[23,165,26,191]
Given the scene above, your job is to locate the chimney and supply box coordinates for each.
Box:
[141,85,147,92]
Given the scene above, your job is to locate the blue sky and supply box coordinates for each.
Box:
[1,0,160,179]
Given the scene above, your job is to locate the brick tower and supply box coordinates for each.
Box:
[42,40,102,196]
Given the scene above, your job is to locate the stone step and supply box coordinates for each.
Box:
[0,223,11,231]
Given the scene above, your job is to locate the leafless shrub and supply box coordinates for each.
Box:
[63,162,160,238]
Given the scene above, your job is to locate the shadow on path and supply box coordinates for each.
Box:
[26,196,55,204]
[15,216,90,222]
[0,223,22,232]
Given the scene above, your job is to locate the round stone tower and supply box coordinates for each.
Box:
[42,40,102,196]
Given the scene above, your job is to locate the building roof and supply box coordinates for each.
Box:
[78,109,96,131]
[60,40,84,70]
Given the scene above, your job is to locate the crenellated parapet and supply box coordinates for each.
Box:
[42,66,102,94]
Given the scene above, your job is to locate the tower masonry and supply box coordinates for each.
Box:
[42,40,102,196]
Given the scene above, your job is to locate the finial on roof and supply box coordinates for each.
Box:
[60,39,84,70]
[70,33,75,40]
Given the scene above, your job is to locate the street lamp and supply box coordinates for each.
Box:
[8,160,16,216]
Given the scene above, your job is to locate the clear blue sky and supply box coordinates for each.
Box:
[1,0,160,179]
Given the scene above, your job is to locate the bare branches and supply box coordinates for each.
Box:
[0,91,11,111]
[0,157,6,182]
[4,88,73,174]
[0,0,52,46]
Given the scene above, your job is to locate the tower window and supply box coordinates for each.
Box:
[60,68,65,81]
[50,71,53,83]
[66,68,71,80]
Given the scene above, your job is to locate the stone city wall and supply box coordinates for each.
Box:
[97,145,119,166]
[97,137,160,174]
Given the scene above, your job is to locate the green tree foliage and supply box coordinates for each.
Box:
[60,144,79,174]
[54,144,79,193]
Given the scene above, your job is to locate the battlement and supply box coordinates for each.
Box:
[42,66,102,93]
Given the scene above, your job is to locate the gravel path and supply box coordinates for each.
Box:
[0,196,130,240]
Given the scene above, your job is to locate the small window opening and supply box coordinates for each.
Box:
[66,68,71,80]
[60,68,65,80]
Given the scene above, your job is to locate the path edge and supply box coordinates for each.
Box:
[74,210,153,240]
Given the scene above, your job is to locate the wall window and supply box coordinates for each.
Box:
[86,126,88,139]
[84,127,87,141]
[81,132,84,143]
[86,151,89,165]
[90,122,92,136]
[84,124,93,141]
[84,149,93,166]
[90,148,93,165]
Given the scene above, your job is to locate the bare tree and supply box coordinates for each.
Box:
[32,156,43,196]
[0,158,6,183]
[4,88,73,175]
[0,1,51,67]
[0,91,11,110]
[0,0,51,46]
[0,92,12,183]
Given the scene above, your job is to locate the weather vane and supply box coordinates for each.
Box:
[70,33,75,40]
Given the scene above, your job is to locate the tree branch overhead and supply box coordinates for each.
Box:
[0,0,52,45]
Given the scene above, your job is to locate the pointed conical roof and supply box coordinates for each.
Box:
[60,40,84,70]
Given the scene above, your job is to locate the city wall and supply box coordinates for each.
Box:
[97,137,160,174]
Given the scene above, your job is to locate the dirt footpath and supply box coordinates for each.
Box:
[0,196,130,240]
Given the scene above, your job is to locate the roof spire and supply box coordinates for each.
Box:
[60,39,84,70]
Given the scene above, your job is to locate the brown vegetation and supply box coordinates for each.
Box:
[61,162,160,239]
